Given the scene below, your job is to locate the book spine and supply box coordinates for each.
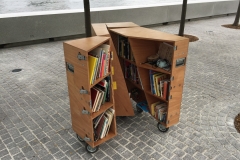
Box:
[163,81,168,100]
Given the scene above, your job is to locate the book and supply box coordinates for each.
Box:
[163,81,168,100]
[91,87,100,111]
[104,109,114,136]
[89,47,103,80]
[100,44,110,76]
[100,53,106,77]
[95,80,108,105]
[100,116,109,139]
[105,76,111,102]
[150,102,161,116]
[88,55,98,84]
[157,74,167,96]
[94,115,105,141]
[94,87,104,112]
[93,112,105,129]
[152,73,161,95]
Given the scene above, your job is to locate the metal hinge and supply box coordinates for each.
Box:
[77,53,86,60]
[89,100,92,109]
[168,95,172,100]
[167,120,170,124]
[83,136,91,142]
[173,46,177,51]
[80,89,88,94]
[82,109,90,115]
[170,76,174,81]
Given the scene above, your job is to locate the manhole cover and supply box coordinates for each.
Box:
[12,69,22,72]
[234,113,240,133]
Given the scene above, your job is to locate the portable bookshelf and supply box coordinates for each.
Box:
[109,27,189,131]
[91,22,139,117]
[63,36,116,153]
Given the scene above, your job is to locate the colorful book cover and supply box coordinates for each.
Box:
[88,55,98,84]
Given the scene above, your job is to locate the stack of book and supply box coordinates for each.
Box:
[124,61,141,85]
[149,70,169,100]
[118,36,135,61]
[91,77,111,112]
[150,102,167,122]
[93,108,115,141]
[88,44,111,85]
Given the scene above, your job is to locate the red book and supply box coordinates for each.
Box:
[163,81,168,100]
[100,53,106,77]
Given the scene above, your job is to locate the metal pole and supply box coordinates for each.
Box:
[233,0,240,26]
[83,0,92,37]
[179,0,188,36]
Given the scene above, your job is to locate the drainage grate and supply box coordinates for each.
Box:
[12,69,22,72]
[234,113,240,133]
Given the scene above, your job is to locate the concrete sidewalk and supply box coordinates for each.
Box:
[0,15,240,160]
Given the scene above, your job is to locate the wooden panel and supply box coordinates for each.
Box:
[129,38,158,65]
[110,38,135,116]
[64,36,109,52]
[110,27,188,42]
[91,23,110,36]
[125,79,146,103]
[66,71,94,144]
[64,44,91,111]
[166,103,181,127]
[106,22,139,29]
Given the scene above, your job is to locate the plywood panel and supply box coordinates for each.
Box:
[110,27,188,42]
[66,71,94,144]
[64,36,110,52]
[106,22,139,29]
[110,38,135,116]
[91,23,110,36]
[129,38,158,65]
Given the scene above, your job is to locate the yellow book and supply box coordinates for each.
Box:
[88,55,98,84]
[155,74,162,96]
[152,73,161,95]
[150,101,160,116]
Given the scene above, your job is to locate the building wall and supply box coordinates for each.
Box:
[0,0,238,45]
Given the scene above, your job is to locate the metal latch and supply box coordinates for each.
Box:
[82,109,90,115]
[66,62,74,73]
[77,53,86,60]
[80,89,88,94]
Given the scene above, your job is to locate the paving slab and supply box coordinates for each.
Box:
[0,15,240,159]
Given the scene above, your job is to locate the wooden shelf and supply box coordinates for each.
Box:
[91,73,111,88]
[94,131,116,147]
[145,90,168,103]
[138,63,171,75]
[91,102,113,119]
[119,56,136,65]
[125,78,143,90]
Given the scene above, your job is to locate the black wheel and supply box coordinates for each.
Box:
[85,144,99,153]
[157,122,169,132]
[76,134,84,142]
[136,107,143,113]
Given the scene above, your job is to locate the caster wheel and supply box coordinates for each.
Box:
[85,144,99,153]
[76,134,84,142]
[157,122,169,132]
[136,107,143,113]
